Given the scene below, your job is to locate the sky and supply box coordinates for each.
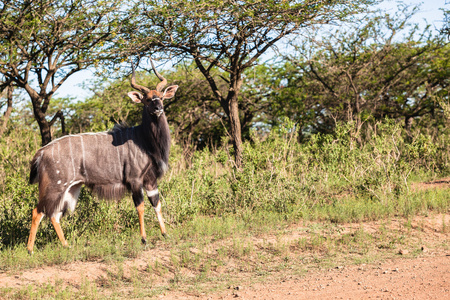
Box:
[53,0,448,101]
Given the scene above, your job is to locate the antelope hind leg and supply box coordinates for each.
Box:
[51,216,69,247]
[49,183,82,248]
[27,208,44,254]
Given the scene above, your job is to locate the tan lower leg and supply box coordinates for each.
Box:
[154,201,166,236]
[27,208,44,254]
[136,202,147,243]
[51,217,68,247]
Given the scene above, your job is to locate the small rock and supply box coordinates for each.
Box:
[421,246,428,253]
[234,286,242,291]
[399,249,409,255]
[336,266,344,269]
[383,270,389,274]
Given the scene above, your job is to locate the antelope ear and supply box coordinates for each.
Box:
[127,91,143,103]
[162,85,179,100]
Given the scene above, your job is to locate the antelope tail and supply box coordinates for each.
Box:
[29,152,41,184]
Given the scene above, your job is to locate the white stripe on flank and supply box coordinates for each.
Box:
[57,142,60,163]
[147,189,159,198]
[114,131,121,174]
[51,143,55,163]
[119,130,124,164]
[80,135,88,181]
[69,136,76,179]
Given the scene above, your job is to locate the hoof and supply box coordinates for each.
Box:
[141,237,147,245]
[27,249,33,256]
[162,232,168,239]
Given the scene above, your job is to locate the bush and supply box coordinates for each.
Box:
[1,119,450,250]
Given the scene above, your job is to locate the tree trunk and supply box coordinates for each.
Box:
[191,56,244,168]
[31,96,52,146]
[225,75,244,169]
[405,116,413,141]
[0,84,13,137]
[355,95,362,145]
[36,114,52,146]
[228,95,243,168]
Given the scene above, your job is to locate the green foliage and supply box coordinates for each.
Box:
[65,63,228,148]
[0,174,38,248]
[1,119,450,255]
[0,0,128,145]
[274,7,449,136]
[65,77,141,134]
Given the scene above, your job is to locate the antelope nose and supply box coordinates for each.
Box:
[155,109,164,117]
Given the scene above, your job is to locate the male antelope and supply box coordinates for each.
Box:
[26,60,178,254]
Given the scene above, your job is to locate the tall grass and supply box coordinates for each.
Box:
[1,120,449,254]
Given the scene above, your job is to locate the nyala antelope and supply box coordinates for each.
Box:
[27,59,178,254]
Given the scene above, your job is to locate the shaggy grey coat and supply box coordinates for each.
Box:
[29,111,170,220]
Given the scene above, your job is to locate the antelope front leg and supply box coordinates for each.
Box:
[132,190,147,244]
[146,188,167,237]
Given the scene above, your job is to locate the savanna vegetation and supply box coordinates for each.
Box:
[0,0,449,297]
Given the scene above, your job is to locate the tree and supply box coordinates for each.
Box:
[0,80,13,137]
[0,0,124,145]
[441,5,450,38]
[128,0,377,167]
[65,63,227,149]
[278,6,449,141]
[160,63,226,148]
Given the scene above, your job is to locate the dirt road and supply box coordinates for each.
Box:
[203,255,450,299]
[1,215,449,299]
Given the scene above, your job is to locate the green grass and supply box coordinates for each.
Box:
[0,204,449,299]
[1,120,450,298]
[1,173,450,273]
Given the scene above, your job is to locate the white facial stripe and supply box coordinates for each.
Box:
[147,189,159,198]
